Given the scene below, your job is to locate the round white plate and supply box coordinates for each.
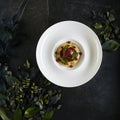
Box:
[36,21,102,87]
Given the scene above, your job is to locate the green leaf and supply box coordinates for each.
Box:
[59,57,68,65]
[42,111,54,120]
[106,11,115,22]
[93,23,103,29]
[72,52,78,59]
[24,106,39,118]
[44,80,51,87]
[102,40,120,51]
[13,106,22,120]
[104,22,112,37]
[38,99,43,110]
[24,60,30,69]
[0,108,11,120]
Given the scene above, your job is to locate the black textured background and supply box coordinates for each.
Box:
[0,0,120,120]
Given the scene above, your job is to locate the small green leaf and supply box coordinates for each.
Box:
[42,111,54,120]
[24,106,39,118]
[104,22,112,35]
[106,11,115,22]
[62,45,69,55]
[13,106,22,120]
[93,23,103,29]
[72,52,78,59]
[57,105,62,110]
[59,57,68,65]
[102,40,120,51]
[24,60,30,69]
[0,108,11,120]
[44,80,51,87]
[38,99,43,110]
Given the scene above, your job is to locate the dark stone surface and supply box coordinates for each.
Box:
[0,0,120,120]
[48,0,120,120]
[0,0,48,70]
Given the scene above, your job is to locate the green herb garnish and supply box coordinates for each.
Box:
[62,45,69,55]
[72,52,78,59]
[59,57,68,65]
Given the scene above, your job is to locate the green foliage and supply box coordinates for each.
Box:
[24,106,39,118]
[0,0,61,120]
[59,57,68,65]
[92,10,120,51]
[0,108,11,120]
[13,106,22,120]
[72,52,78,59]
[93,22,103,29]
[0,60,61,120]
[42,111,54,120]
[102,40,120,51]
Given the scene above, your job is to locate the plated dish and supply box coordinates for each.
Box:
[55,41,82,68]
[36,21,102,87]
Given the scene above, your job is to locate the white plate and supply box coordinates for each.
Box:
[36,21,102,87]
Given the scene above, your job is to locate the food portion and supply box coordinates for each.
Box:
[55,41,82,68]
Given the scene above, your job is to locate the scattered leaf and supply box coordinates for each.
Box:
[24,59,30,69]
[42,111,54,120]
[72,52,78,59]
[106,11,115,22]
[38,99,43,110]
[24,106,39,118]
[93,22,103,29]
[13,106,22,120]
[92,10,120,52]
[102,40,120,51]
[44,80,51,87]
